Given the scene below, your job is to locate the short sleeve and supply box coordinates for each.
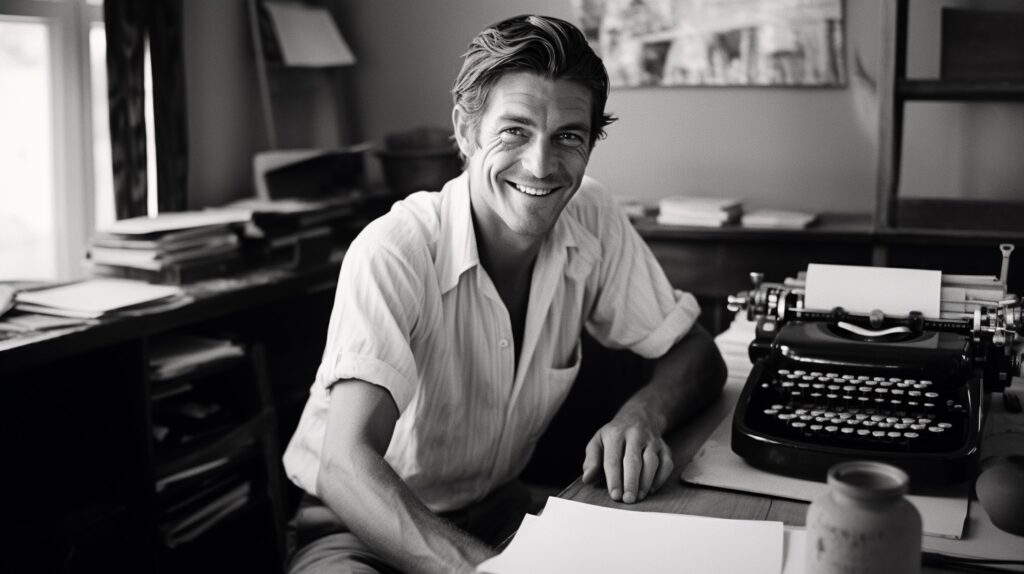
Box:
[580,180,700,358]
[314,219,426,412]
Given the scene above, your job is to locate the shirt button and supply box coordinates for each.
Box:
[498,339,510,349]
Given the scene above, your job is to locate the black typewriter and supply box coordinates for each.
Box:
[727,245,1022,485]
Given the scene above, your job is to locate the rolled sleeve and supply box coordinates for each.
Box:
[314,218,425,412]
[628,289,701,358]
[318,352,417,413]
[581,182,701,359]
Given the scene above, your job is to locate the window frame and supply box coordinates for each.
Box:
[1,0,104,279]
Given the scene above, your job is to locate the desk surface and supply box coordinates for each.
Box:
[558,380,1022,574]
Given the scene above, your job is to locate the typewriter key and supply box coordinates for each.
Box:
[928,426,945,433]
[904,432,919,438]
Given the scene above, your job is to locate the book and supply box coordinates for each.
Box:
[657,196,742,227]
[655,214,733,227]
[148,334,246,381]
[740,209,818,229]
[96,211,250,237]
[88,235,240,271]
[659,196,742,217]
[88,251,243,285]
[160,481,251,548]
[91,224,237,250]
[14,279,184,319]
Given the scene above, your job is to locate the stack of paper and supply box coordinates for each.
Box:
[14,279,185,319]
[477,497,792,574]
[656,196,742,227]
[87,211,250,284]
[741,209,818,229]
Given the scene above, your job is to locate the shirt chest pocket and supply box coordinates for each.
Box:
[523,341,583,442]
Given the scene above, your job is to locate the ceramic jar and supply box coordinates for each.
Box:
[805,461,922,574]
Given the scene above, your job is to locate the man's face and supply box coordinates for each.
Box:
[455,72,593,239]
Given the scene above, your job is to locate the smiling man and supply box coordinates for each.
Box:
[282,15,726,574]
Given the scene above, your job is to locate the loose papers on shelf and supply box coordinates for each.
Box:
[15,279,184,319]
[477,497,784,574]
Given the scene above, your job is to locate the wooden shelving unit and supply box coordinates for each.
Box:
[875,0,1024,255]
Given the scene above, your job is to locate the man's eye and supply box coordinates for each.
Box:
[556,133,585,148]
[498,128,527,143]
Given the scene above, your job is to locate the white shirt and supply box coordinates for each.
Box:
[283,172,700,512]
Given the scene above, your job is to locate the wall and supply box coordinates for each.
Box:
[331,0,879,213]
[183,1,1024,213]
[183,0,349,208]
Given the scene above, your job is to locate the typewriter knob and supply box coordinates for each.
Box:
[750,271,764,289]
[870,309,885,329]
[727,293,749,313]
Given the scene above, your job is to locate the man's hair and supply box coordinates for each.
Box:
[452,14,617,149]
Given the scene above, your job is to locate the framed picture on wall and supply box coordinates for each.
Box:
[572,0,846,88]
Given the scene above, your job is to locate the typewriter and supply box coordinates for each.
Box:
[727,245,1022,484]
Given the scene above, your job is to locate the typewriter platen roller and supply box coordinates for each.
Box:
[727,244,1022,484]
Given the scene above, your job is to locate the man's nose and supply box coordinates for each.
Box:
[521,139,554,179]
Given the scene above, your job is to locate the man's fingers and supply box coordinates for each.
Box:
[652,444,675,492]
[621,438,643,504]
[602,434,625,501]
[582,435,603,484]
[638,446,660,499]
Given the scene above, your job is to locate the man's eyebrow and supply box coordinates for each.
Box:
[558,121,591,134]
[497,115,590,134]
[497,114,537,127]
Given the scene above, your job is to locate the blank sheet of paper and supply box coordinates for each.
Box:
[804,264,941,317]
[477,497,783,574]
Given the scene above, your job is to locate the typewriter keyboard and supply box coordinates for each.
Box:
[744,366,972,453]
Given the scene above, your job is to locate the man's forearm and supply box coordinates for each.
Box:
[617,324,727,435]
[318,444,495,574]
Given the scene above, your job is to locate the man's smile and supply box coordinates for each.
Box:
[507,180,560,197]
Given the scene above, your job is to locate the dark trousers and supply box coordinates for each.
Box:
[288,480,539,574]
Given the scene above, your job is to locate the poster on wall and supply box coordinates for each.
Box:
[571,0,846,88]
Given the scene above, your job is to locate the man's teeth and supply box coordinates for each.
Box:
[511,182,555,196]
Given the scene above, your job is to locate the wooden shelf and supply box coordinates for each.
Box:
[631,212,874,242]
[897,79,1024,101]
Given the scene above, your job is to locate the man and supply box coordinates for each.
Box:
[283,14,726,574]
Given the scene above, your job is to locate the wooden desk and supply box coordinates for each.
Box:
[557,379,1019,574]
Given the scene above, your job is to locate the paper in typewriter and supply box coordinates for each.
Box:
[805,264,941,318]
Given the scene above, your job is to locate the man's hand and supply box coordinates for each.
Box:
[581,408,674,504]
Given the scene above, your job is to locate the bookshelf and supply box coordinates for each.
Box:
[875,0,1024,245]
[0,259,342,574]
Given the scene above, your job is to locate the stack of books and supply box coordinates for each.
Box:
[156,456,252,549]
[656,197,742,227]
[87,211,250,284]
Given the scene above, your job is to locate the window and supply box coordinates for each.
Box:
[0,0,153,281]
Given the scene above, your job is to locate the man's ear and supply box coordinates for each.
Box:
[452,106,475,158]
